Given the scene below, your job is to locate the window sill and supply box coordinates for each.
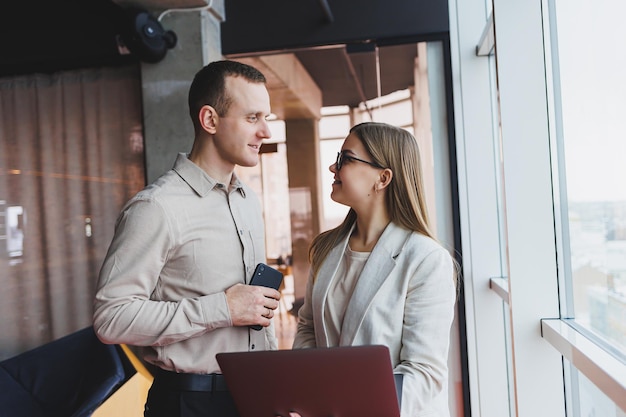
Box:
[541,318,626,412]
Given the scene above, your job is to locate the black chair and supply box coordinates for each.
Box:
[0,326,133,417]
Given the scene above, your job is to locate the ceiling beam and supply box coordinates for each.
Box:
[235,55,322,120]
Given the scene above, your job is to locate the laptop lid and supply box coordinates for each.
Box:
[216,345,401,417]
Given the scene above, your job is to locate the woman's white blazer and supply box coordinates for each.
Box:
[293,222,457,417]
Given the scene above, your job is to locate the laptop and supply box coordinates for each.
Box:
[216,344,401,417]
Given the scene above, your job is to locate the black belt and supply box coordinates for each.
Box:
[154,369,230,392]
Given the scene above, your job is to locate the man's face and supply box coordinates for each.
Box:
[213,76,272,168]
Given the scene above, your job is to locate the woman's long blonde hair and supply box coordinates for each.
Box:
[309,122,434,277]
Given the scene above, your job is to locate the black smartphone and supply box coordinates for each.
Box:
[249,263,284,331]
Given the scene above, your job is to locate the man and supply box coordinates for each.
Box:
[93,60,281,417]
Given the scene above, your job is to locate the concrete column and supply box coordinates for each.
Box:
[285,118,322,301]
[140,2,225,183]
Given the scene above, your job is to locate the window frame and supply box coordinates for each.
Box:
[448,0,512,415]
[450,0,626,415]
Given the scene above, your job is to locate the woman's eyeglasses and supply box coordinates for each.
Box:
[335,151,385,170]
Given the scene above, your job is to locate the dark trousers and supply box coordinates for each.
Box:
[144,370,240,417]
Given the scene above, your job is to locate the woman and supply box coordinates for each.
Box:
[292,122,457,417]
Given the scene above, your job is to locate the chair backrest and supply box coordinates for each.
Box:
[0,326,130,417]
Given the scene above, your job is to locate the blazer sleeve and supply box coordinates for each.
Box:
[396,245,456,415]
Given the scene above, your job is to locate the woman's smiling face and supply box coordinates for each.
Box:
[329,132,383,208]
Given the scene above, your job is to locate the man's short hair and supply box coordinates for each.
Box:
[188,60,267,130]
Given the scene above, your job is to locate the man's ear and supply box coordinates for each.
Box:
[199,105,218,134]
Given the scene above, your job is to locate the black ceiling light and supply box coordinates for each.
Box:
[119,8,177,63]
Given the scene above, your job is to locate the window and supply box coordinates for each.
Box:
[547,1,626,414]
[448,0,626,414]
[550,0,626,353]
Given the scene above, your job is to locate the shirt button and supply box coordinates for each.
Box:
[251,344,255,350]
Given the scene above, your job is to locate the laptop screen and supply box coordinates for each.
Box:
[216,344,401,417]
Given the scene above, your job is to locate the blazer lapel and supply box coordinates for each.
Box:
[339,223,412,345]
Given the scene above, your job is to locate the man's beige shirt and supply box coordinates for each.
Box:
[94,153,276,374]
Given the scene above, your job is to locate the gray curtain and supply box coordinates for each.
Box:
[0,65,145,360]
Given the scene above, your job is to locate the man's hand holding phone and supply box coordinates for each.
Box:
[225,263,283,330]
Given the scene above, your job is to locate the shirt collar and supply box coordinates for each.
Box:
[172,152,246,198]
